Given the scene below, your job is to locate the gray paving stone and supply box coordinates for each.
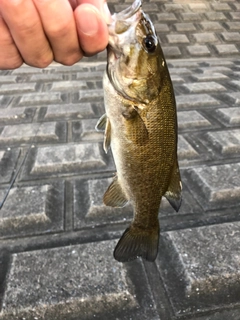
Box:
[156,13,177,21]
[77,119,104,141]
[162,46,181,58]
[174,23,196,32]
[0,182,64,238]
[182,81,227,93]
[176,94,220,109]
[193,33,218,43]
[215,107,240,125]
[0,107,35,124]
[211,3,231,10]
[50,81,87,91]
[0,122,65,145]
[76,71,104,80]
[225,21,240,30]
[205,12,227,21]
[166,34,190,44]
[199,66,232,74]
[200,22,224,31]
[230,12,240,19]
[78,89,104,102]
[44,104,95,120]
[188,3,207,10]
[225,91,240,103]
[178,111,211,130]
[0,96,11,108]
[0,148,20,183]
[29,73,64,82]
[214,44,239,55]
[0,76,17,84]
[154,23,170,33]
[74,178,132,229]
[0,83,36,95]
[187,45,211,56]
[181,13,202,21]
[11,67,43,75]
[157,222,240,315]
[221,32,240,41]
[163,3,184,12]
[19,92,63,106]
[25,143,112,177]
[185,162,240,210]
[178,135,199,160]
[191,72,229,81]
[1,241,159,320]
[206,129,240,155]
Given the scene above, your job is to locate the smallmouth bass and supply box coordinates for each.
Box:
[96,0,182,262]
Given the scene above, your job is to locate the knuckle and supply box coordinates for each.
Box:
[55,52,82,66]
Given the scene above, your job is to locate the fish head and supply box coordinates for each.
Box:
[107,0,165,105]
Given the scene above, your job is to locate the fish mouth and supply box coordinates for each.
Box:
[113,0,141,21]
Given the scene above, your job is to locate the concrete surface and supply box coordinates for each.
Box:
[1,0,240,319]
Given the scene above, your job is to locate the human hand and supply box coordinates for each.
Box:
[0,0,111,69]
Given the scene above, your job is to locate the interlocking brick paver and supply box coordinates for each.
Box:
[186,163,240,210]
[1,1,240,319]
[158,222,240,316]
[1,241,159,320]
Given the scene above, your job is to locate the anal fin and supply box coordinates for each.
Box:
[114,222,160,262]
[104,176,128,208]
[95,113,107,131]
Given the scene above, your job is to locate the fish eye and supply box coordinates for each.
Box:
[143,35,157,53]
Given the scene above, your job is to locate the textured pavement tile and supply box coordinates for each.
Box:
[225,21,240,30]
[0,107,35,124]
[166,34,190,44]
[0,76,17,84]
[185,163,240,210]
[181,12,202,21]
[0,83,36,95]
[182,82,227,93]
[174,23,196,32]
[224,91,240,103]
[214,44,239,55]
[21,143,113,178]
[44,104,95,120]
[193,33,218,43]
[176,94,220,109]
[74,178,132,229]
[178,111,211,130]
[221,32,240,41]
[73,119,103,141]
[178,135,199,160]
[0,182,64,238]
[0,122,65,145]
[19,92,64,106]
[78,89,104,102]
[50,81,87,91]
[190,73,229,81]
[0,148,20,183]
[157,222,240,315]
[205,129,240,155]
[215,107,240,125]
[187,45,211,56]
[0,241,159,320]
[0,96,12,108]
[200,22,224,31]
[162,46,181,58]
[205,12,227,20]
[156,13,177,21]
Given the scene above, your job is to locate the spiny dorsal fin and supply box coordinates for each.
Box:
[103,176,128,207]
[95,113,107,131]
[164,159,182,212]
[103,117,111,154]
[114,223,160,262]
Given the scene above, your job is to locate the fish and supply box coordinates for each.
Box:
[96,0,182,262]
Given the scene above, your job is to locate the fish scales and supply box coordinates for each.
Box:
[96,0,182,262]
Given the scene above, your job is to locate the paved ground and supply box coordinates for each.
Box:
[0,0,240,319]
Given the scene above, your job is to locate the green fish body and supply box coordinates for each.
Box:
[96,0,182,262]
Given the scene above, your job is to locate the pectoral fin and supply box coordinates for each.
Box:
[103,176,128,207]
[164,160,182,212]
[103,118,111,153]
[95,113,107,131]
[122,106,149,146]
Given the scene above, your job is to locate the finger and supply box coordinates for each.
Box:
[0,0,53,68]
[0,15,23,69]
[33,0,83,65]
[74,3,109,56]
[77,0,112,24]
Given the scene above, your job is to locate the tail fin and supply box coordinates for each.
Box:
[114,223,159,262]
